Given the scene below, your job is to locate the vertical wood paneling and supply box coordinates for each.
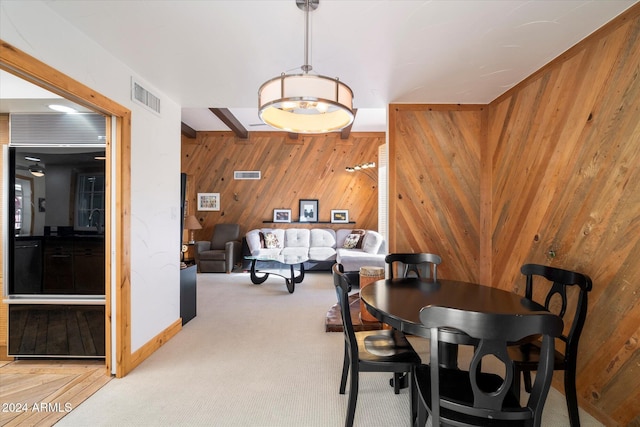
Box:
[181,132,384,241]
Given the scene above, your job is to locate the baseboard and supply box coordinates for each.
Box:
[127,319,182,373]
[0,345,14,361]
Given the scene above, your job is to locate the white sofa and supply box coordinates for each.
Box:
[245,228,386,272]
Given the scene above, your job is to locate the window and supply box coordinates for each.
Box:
[75,174,105,232]
[15,185,22,232]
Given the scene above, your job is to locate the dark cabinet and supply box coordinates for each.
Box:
[180,265,197,325]
[74,240,105,294]
[43,239,74,293]
[42,237,105,295]
[13,239,43,294]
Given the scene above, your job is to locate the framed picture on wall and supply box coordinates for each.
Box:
[299,199,319,222]
[331,210,349,223]
[273,209,292,223]
[197,193,220,211]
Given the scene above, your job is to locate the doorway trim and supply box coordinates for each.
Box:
[0,40,132,378]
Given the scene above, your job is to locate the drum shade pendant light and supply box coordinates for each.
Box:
[258,0,354,133]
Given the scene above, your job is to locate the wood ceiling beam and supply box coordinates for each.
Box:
[181,122,196,139]
[341,108,357,139]
[209,108,248,139]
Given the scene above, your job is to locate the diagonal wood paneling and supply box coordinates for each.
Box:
[487,7,640,425]
[181,132,384,241]
[389,5,640,425]
[389,105,483,283]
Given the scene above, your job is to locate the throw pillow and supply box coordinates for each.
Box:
[259,231,266,248]
[352,229,366,249]
[343,233,361,249]
[264,232,280,249]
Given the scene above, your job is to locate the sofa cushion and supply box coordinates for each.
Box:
[343,234,361,249]
[362,230,384,254]
[284,228,310,247]
[281,246,309,258]
[336,248,386,271]
[309,246,337,261]
[310,229,336,248]
[251,248,282,258]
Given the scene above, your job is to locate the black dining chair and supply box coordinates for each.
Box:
[385,253,455,371]
[332,263,421,427]
[414,305,563,427]
[509,263,593,427]
[385,253,442,281]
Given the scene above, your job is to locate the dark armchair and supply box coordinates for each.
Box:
[195,224,241,273]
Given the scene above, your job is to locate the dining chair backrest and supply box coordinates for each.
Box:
[332,263,358,350]
[521,263,592,358]
[419,305,563,426]
[385,253,442,281]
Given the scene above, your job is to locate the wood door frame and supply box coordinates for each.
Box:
[0,40,132,378]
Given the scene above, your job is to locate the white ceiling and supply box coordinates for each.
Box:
[3,0,638,133]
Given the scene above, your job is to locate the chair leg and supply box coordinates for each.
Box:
[512,366,522,404]
[393,372,401,394]
[340,344,349,395]
[565,367,581,427]
[416,401,427,427]
[523,369,533,393]
[345,361,359,427]
[410,367,418,427]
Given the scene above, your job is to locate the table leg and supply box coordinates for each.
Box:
[389,374,410,390]
[249,259,269,285]
[286,265,296,294]
[294,262,305,283]
[439,342,459,369]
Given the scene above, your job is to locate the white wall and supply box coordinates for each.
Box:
[1,1,182,353]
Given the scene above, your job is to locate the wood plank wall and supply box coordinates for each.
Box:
[389,4,640,425]
[181,132,384,240]
[388,105,484,283]
[488,7,640,425]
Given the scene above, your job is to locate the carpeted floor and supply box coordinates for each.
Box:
[53,271,602,426]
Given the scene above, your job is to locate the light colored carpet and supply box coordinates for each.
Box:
[55,271,602,426]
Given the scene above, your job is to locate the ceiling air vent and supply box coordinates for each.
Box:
[234,171,261,180]
[131,78,161,115]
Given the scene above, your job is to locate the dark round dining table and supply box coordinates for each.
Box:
[360,277,549,367]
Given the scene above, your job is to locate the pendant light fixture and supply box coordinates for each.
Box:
[258,0,354,134]
[25,156,45,177]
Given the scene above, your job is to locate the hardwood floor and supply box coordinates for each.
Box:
[9,306,105,357]
[0,359,110,426]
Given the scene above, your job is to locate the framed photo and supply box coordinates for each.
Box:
[273,209,292,223]
[331,209,349,223]
[299,199,319,222]
[197,193,220,211]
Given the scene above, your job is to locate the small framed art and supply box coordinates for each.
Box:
[299,199,319,222]
[273,209,292,223]
[197,193,220,211]
[331,209,349,223]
